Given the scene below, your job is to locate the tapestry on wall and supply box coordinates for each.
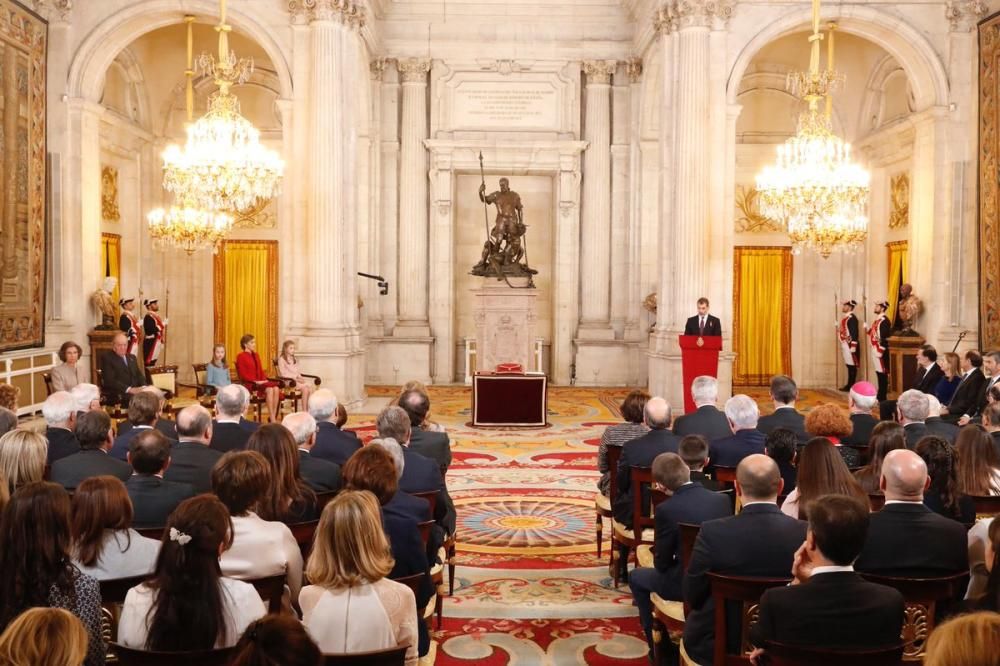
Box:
[980,13,1000,350]
[0,1,46,352]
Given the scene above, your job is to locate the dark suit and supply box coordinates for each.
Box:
[944,370,987,421]
[613,429,681,527]
[751,572,904,651]
[682,503,806,666]
[118,419,178,441]
[972,375,1000,419]
[45,427,80,464]
[690,470,720,492]
[162,441,223,494]
[673,405,732,441]
[709,429,766,469]
[209,420,253,454]
[844,412,878,447]
[50,448,131,491]
[384,489,432,525]
[903,422,930,450]
[914,363,944,394]
[925,417,959,443]
[409,426,452,474]
[110,425,178,462]
[126,474,195,528]
[757,408,808,442]
[382,510,433,656]
[99,351,146,404]
[400,447,456,535]
[297,449,341,492]
[855,502,968,576]
[684,314,722,337]
[312,421,361,466]
[239,417,259,432]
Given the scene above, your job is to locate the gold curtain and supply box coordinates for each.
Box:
[733,247,793,385]
[213,241,278,368]
[100,233,121,317]
[886,241,909,324]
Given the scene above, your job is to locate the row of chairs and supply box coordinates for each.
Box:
[108,642,407,665]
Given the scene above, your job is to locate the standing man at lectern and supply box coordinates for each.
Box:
[684,297,722,337]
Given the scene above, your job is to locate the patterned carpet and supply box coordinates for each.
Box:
[347,385,845,665]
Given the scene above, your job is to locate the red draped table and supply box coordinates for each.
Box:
[679,335,722,414]
[472,373,548,427]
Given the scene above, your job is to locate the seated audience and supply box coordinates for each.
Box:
[115,387,177,441]
[163,405,223,494]
[308,389,361,466]
[925,394,959,442]
[99,332,147,405]
[126,429,195,528]
[41,391,80,464]
[942,350,987,423]
[935,351,963,406]
[709,394,765,469]
[0,607,89,666]
[682,455,806,666]
[277,340,314,414]
[300,490,418,665]
[399,388,452,474]
[756,375,807,441]
[613,397,679,529]
[213,451,304,602]
[843,381,879,447]
[853,421,906,494]
[51,411,130,491]
[955,424,1000,497]
[110,390,173,460]
[749,494,903,661]
[235,334,280,423]
[855,449,968,575]
[211,384,256,453]
[118,495,266,651]
[765,428,798,494]
[71,475,160,580]
[0,482,105,665]
[70,383,101,414]
[0,429,47,494]
[50,341,86,392]
[283,411,341,493]
[335,402,349,428]
[629,453,730,649]
[804,403,859,467]
[247,424,317,523]
[679,434,719,490]
[391,380,444,431]
[205,343,232,390]
[914,435,975,523]
[672,377,731,440]
[780,438,868,520]
[366,438,434,530]
[983,402,1000,458]
[0,407,15,438]
[230,614,322,666]
[923,612,1000,666]
[0,384,18,412]
[898,389,931,449]
[966,519,1000,611]
[597,389,649,496]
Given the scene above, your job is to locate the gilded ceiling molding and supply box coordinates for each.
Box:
[288,0,366,28]
[397,58,431,83]
[945,1,987,31]
[583,60,617,85]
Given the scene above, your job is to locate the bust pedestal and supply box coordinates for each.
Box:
[473,279,538,373]
[888,333,926,399]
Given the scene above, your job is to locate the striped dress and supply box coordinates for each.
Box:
[597,422,649,496]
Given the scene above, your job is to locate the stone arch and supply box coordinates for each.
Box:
[67,0,292,104]
[728,5,949,111]
[100,46,152,130]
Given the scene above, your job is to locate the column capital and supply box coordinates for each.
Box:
[398,58,432,83]
[657,0,734,33]
[583,60,617,85]
[625,58,643,83]
[945,0,986,32]
[288,0,366,28]
[32,0,71,22]
[370,58,393,81]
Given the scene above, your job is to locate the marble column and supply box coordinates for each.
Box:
[378,60,400,334]
[395,58,432,337]
[625,59,644,345]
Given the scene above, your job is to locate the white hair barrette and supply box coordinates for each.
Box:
[169,527,192,545]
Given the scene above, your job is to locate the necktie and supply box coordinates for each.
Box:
[699,317,705,335]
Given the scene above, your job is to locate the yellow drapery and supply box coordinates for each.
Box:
[213,241,278,368]
[886,241,909,324]
[733,247,793,385]
[100,233,121,317]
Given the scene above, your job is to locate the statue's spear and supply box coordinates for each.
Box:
[478,152,491,243]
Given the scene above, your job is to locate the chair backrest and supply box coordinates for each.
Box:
[859,571,969,660]
[111,643,234,666]
[417,520,434,550]
[146,365,178,396]
[316,489,338,513]
[971,495,1000,519]
[607,445,623,503]
[42,372,53,396]
[392,572,425,610]
[135,526,165,540]
[706,572,791,666]
[323,645,408,666]
[868,494,885,511]
[678,522,702,616]
[248,574,287,614]
[410,489,438,518]
[289,519,319,561]
[714,466,737,486]
[100,575,150,606]
[630,466,657,542]
[764,641,903,666]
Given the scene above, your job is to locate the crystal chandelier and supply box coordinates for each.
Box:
[147,202,233,255]
[755,1,870,258]
[160,0,283,212]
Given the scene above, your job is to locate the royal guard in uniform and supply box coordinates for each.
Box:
[868,301,891,401]
[118,297,142,358]
[142,298,168,367]
[838,299,860,391]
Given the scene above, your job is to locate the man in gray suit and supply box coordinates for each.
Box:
[399,389,452,475]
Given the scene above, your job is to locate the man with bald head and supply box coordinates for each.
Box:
[163,404,222,493]
[612,397,680,530]
[682,454,806,666]
[855,449,967,575]
[99,331,147,405]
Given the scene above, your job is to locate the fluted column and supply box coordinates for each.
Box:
[579,60,616,337]
[394,58,432,336]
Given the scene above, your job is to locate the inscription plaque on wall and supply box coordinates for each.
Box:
[453,81,559,130]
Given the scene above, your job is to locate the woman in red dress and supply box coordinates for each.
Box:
[235,334,281,422]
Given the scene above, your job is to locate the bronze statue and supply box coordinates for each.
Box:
[896,282,923,336]
[472,155,536,285]
[92,276,118,330]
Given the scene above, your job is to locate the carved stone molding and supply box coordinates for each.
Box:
[889,173,910,230]
[626,59,643,83]
[287,0,366,28]
[979,15,1000,348]
[32,0,71,21]
[946,0,987,32]
[370,58,391,81]
[476,59,532,75]
[583,60,617,85]
[398,58,431,83]
[656,0,735,33]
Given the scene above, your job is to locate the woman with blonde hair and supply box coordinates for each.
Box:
[924,612,1000,666]
[0,607,88,666]
[247,424,317,523]
[0,429,47,495]
[301,490,418,665]
[935,352,963,407]
[277,340,314,413]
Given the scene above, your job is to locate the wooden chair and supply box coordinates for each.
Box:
[713,466,738,488]
[42,372,53,396]
[649,522,703,663]
[135,525,165,540]
[414,519,445,628]
[410,489,438,518]
[189,363,223,409]
[703,572,791,666]
[595,445,622,559]
[110,644,234,666]
[271,358,321,413]
[763,641,904,666]
[144,365,178,400]
[323,645,408,665]
[392,571,434,635]
[868,494,885,511]
[233,364,292,422]
[289,519,320,561]
[99,574,149,652]
[410,488,458,597]
[248,573,287,614]
[316,489,338,514]
[971,495,1000,519]
[859,571,968,661]
[611,466,662,587]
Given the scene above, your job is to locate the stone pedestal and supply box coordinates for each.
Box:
[473,280,539,373]
[888,334,926,399]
